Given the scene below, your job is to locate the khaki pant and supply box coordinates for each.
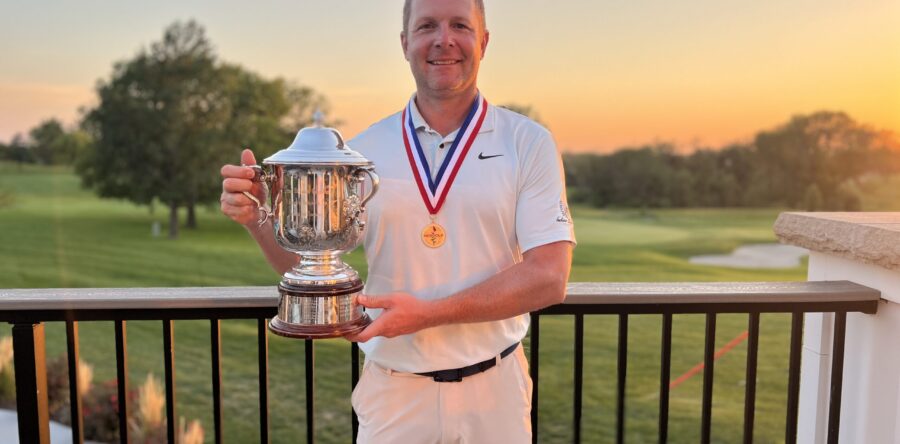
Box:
[352,346,533,444]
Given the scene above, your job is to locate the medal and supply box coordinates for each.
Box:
[402,94,488,248]
[421,221,446,248]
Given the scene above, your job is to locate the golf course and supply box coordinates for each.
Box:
[3,162,894,443]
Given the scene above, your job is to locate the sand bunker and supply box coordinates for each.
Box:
[689,244,808,269]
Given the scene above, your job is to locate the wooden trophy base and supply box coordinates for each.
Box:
[268,279,370,339]
[268,313,371,339]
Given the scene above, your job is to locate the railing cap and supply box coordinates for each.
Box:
[0,286,279,311]
[564,280,879,305]
[0,281,879,312]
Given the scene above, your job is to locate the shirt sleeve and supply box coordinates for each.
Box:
[515,128,576,253]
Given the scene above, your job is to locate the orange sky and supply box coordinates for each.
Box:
[1,1,898,152]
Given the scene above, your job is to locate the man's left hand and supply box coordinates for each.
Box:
[345,293,436,343]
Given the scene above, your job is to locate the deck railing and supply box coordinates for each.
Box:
[0,281,880,444]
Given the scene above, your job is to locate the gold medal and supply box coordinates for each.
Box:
[421,222,446,248]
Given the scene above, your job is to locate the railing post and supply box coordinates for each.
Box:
[616,314,628,444]
[12,322,51,444]
[573,314,584,444]
[65,321,84,444]
[351,342,360,442]
[114,320,130,444]
[210,319,224,444]
[529,313,540,444]
[258,318,270,444]
[826,312,847,444]
[163,320,177,444]
[305,339,315,444]
[796,310,833,444]
[785,312,804,444]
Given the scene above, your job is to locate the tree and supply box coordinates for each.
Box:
[685,145,752,207]
[215,63,331,161]
[29,119,91,165]
[80,20,220,238]
[30,119,65,165]
[79,20,325,238]
[182,63,329,229]
[2,134,34,169]
[753,111,883,209]
[566,144,685,208]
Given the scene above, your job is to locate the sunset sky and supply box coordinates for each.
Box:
[2,0,898,152]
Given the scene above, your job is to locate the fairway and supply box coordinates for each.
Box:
[0,163,810,443]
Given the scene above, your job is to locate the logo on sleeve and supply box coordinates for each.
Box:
[556,200,572,224]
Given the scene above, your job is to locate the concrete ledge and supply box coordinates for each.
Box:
[774,212,900,271]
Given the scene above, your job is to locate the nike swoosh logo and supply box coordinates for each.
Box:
[478,153,503,160]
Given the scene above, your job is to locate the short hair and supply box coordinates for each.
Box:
[402,0,486,34]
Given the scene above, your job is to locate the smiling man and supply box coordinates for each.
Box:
[220,0,574,441]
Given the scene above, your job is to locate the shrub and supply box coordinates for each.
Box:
[0,337,11,372]
[129,373,205,444]
[45,355,72,421]
[44,356,94,425]
[179,417,205,444]
[82,379,128,443]
[0,348,204,443]
[129,373,166,442]
[0,337,15,408]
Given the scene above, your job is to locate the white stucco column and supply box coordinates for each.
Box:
[775,212,900,444]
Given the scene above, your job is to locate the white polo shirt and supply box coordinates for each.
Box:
[349,99,575,373]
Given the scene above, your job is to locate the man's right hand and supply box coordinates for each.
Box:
[220,149,266,227]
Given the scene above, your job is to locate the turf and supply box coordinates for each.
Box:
[3,162,885,443]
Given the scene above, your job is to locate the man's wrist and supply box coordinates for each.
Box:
[244,220,268,236]
[424,297,451,329]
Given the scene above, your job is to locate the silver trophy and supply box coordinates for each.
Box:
[243,113,379,339]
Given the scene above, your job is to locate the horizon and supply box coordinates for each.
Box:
[1,0,898,152]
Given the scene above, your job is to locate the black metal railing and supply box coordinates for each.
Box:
[0,281,880,444]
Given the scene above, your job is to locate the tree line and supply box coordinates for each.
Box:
[0,120,91,167]
[563,111,899,211]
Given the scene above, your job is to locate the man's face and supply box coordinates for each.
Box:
[401,0,489,100]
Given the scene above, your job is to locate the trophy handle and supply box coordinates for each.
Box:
[242,164,274,227]
[355,167,380,208]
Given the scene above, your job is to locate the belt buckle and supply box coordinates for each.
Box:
[432,369,463,383]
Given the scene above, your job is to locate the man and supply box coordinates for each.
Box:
[220,0,575,441]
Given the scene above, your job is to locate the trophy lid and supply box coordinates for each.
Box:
[263,111,371,165]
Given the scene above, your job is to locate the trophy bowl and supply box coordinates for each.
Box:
[244,115,379,339]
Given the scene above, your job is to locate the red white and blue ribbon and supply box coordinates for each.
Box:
[402,94,488,215]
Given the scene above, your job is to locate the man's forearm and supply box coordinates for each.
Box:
[246,221,298,275]
[428,241,572,327]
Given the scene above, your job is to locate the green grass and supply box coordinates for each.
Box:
[0,162,831,443]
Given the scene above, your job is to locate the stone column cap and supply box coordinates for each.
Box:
[774,212,900,271]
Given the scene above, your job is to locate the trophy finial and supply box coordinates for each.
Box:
[312,109,325,127]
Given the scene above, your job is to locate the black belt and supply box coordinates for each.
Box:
[416,343,519,383]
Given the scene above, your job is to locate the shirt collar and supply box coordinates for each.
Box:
[408,95,432,133]
[407,93,495,135]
